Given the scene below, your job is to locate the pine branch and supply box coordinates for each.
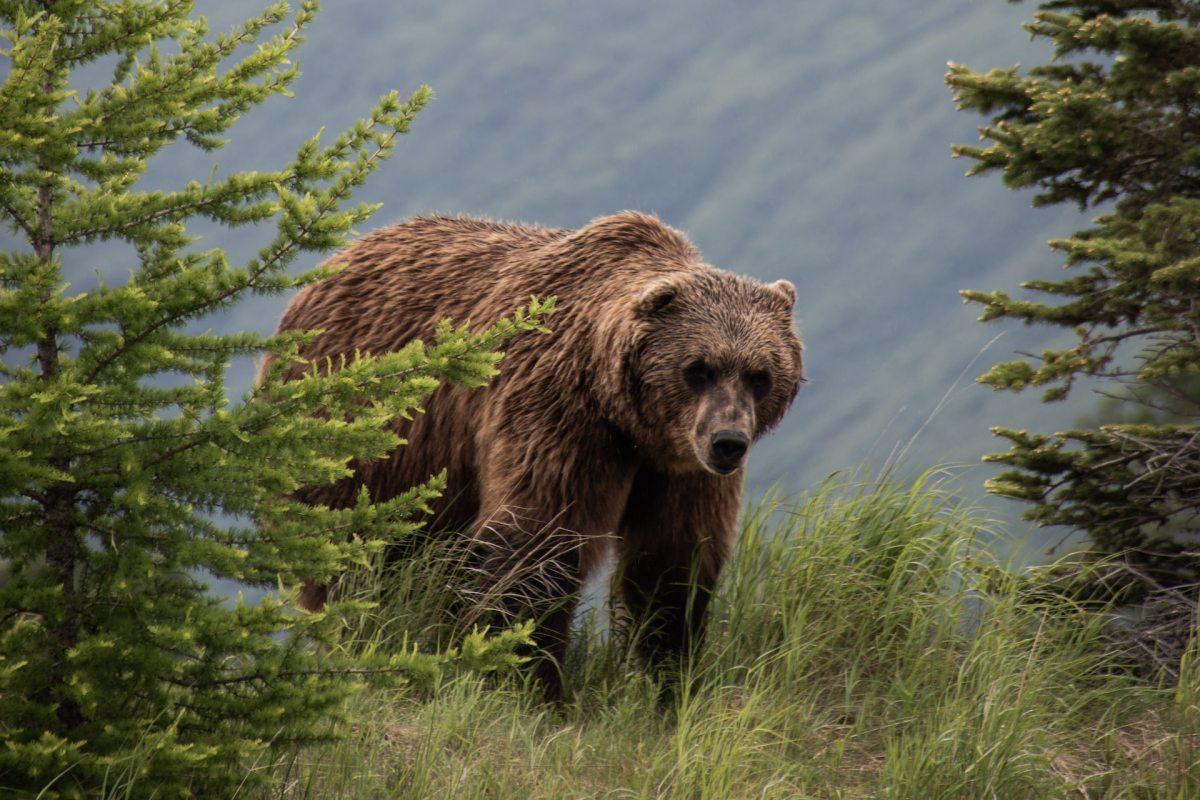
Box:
[80,90,427,384]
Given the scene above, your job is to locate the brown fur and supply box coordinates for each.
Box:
[264,211,804,697]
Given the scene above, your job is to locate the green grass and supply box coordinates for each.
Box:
[245,475,1199,797]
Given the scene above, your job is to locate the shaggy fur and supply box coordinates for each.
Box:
[264,211,805,697]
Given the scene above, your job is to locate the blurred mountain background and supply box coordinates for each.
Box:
[58,0,1097,553]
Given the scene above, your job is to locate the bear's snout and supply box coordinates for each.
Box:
[709,430,750,474]
[690,375,757,475]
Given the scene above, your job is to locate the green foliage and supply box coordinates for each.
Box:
[0,2,548,796]
[947,1,1200,580]
[256,477,1198,798]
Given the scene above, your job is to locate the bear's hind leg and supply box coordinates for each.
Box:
[296,580,329,611]
[616,467,741,678]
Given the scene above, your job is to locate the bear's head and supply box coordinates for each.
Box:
[625,268,804,476]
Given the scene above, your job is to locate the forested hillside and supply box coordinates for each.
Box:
[75,0,1091,522]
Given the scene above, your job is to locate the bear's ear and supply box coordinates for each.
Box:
[769,279,797,309]
[636,278,682,317]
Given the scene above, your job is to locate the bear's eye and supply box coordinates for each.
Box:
[682,359,715,393]
[746,370,772,400]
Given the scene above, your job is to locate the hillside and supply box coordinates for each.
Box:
[72,1,1094,537]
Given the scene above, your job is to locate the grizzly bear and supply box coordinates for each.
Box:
[265,211,804,698]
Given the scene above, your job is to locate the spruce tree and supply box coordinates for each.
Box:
[947,2,1200,587]
[0,2,548,796]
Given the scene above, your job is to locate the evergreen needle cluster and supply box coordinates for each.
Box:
[0,2,550,796]
[947,1,1200,586]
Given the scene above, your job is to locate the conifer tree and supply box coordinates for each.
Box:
[947,1,1200,587]
[0,2,549,795]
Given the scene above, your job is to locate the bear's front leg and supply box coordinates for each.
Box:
[617,466,742,677]
[471,510,583,702]
[471,435,635,702]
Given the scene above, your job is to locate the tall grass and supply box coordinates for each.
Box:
[78,473,1199,798]
[257,472,1198,799]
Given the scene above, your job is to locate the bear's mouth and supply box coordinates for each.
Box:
[705,460,743,476]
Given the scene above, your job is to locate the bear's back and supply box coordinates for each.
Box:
[274,216,568,367]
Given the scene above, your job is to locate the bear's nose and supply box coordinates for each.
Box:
[710,430,749,465]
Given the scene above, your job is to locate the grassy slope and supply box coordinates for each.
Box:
[260,477,1197,799]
